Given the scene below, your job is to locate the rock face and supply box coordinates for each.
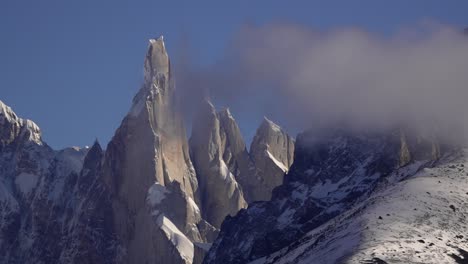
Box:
[218,108,255,202]
[100,37,216,264]
[189,101,295,206]
[189,100,247,228]
[204,128,445,264]
[248,117,295,201]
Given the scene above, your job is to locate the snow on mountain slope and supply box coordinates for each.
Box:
[250,149,468,264]
[157,214,195,263]
[204,129,443,264]
[0,99,94,264]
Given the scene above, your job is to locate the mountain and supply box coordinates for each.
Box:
[204,128,467,264]
[0,36,295,264]
[0,99,90,263]
[97,36,215,264]
[4,34,463,264]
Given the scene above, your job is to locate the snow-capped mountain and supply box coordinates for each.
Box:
[3,34,466,264]
[0,99,91,263]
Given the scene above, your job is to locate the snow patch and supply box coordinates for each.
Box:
[188,197,200,215]
[266,150,288,172]
[147,182,169,207]
[157,215,194,263]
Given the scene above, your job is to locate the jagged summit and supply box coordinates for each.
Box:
[88,139,102,153]
[261,116,283,133]
[251,116,294,170]
[0,100,42,146]
[144,35,169,85]
[247,116,295,201]
[0,99,17,120]
[130,36,173,117]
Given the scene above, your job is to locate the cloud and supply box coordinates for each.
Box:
[175,22,468,144]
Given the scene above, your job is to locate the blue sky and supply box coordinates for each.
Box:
[1,0,467,149]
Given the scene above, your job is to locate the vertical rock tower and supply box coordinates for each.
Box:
[102,36,211,264]
[189,100,247,228]
[249,117,295,201]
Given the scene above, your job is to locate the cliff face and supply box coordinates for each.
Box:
[101,37,215,264]
[189,100,247,228]
[248,117,295,201]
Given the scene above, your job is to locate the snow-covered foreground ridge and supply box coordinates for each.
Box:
[204,129,467,264]
[250,149,468,264]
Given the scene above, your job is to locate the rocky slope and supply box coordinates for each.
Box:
[204,128,457,264]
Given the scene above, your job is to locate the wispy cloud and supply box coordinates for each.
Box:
[176,22,468,143]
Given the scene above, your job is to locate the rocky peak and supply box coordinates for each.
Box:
[99,36,211,264]
[252,117,295,169]
[218,108,246,156]
[0,100,42,147]
[248,116,294,201]
[217,107,259,203]
[190,99,247,228]
[83,140,102,167]
[144,36,170,85]
[130,36,174,118]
